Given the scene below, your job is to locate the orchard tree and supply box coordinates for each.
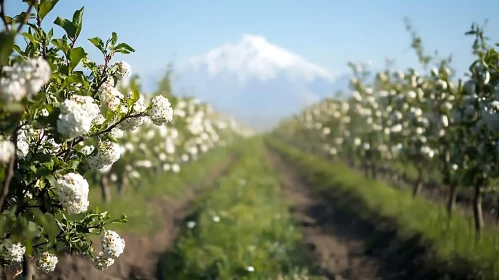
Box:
[0,0,174,277]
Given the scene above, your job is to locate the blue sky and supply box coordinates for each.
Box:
[9,0,499,89]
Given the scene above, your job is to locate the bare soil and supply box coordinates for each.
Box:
[266,149,478,280]
[267,151,393,280]
[31,154,237,280]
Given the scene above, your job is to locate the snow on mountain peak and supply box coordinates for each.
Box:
[187,33,335,85]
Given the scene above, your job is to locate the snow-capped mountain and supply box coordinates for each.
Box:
[169,34,345,131]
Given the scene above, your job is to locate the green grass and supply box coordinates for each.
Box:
[87,145,237,234]
[268,137,499,279]
[158,138,324,280]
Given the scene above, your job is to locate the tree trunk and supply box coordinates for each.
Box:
[446,183,458,217]
[412,166,423,197]
[22,255,34,280]
[473,180,484,235]
[370,162,377,180]
[363,163,369,179]
[117,177,126,197]
[100,174,111,203]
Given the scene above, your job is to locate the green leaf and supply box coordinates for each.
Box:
[88,37,105,53]
[32,153,52,163]
[38,0,60,21]
[111,32,118,45]
[69,47,87,72]
[36,166,51,177]
[128,79,141,106]
[32,208,48,228]
[22,32,40,49]
[54,17,76,39]
[12,45,23,56]
[67,159,79,170]
[13,12,35,26]
[114,42,135,54]
[46,28,54,42]
[24,238,33,256]
[72,7,84,38]
[51,38,70,54]
[0,31,15,66]
[46,175,56,187]
[3,16,12,25]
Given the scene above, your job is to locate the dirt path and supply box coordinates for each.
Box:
[266,150,405,280]
[34,154,238,280]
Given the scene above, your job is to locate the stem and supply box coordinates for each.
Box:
[447,183,458,218]
[63,139,74,161]
[36,3,47,59]
[21,254,34,280]
[100,172,111,202]
[16,0,35,34]
[32,129,44,155]
[473,177,484,236]
[412,164,424,197]
[88,112,144,139]
[56,112,143,157]
[0,0,9,32]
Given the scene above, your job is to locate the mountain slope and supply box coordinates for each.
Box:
[169,34,344,131]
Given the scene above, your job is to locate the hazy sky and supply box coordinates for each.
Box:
[9,0,499,87]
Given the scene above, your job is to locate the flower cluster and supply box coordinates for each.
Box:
[0,57,51,102]
[88,141,122,171]
[4,243,25,263]
[57,95,100,138]
[0,1,168,275]
[34,252,59,273]
[101,230,125,259]
[93,252,115,271]
[147,95,174,126]
[55,173,90,214]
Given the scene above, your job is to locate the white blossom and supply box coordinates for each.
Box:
[111,61,131,81]
[118,116,145,131]
[101,230,125,259]
[0,141,15,164]
[81,145,95,155]
[4,242,25,263]
[35,252,58,273]
[93,251,115,271]
[55,173,89,214]
[147,96,174,126]
[57,95,100,138]
[87,141,121,171]
[110,127,124,139]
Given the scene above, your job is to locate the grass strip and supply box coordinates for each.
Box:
[158,138,324,280]
[267,137,499,280]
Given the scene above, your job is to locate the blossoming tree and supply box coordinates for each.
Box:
[0,0,175,277]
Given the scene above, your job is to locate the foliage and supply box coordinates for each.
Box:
[272,21,499,234]
[0,0,177,276]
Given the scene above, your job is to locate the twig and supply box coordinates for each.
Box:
[63,139,74,161]
[16,0,35,34]
[56,113,144,157]
[36,3,47,59]
[88,112,143,138]
[0,0,9,32]
[32,229,64,248]
[32,129,44,155]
